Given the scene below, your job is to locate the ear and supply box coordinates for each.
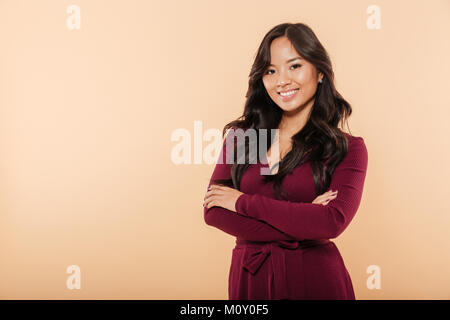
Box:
[318,73,323,82]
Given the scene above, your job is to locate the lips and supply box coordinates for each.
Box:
[278,88,299,101]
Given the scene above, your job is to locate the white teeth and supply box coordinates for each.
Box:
[280,89,298,96]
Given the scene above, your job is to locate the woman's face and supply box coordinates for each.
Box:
[262,36,323,113]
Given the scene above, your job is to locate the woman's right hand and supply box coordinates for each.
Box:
[312,190,338,206]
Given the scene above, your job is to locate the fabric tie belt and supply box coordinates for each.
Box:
[235,238,331,300]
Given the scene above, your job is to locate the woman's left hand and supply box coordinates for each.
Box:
[203,184,244,212]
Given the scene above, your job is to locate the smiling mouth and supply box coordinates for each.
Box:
[278,88,299,99]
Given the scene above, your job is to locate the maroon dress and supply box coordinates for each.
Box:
[204,131,368,300]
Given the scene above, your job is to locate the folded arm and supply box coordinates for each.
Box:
[203,130,296,242]
[234,137,369,240]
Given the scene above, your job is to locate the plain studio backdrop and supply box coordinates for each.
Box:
[0,0,449,299]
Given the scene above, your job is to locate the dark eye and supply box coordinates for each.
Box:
[265,69,275,75]
[291,63,302,69]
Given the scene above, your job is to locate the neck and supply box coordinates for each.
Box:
[279,98,315,138]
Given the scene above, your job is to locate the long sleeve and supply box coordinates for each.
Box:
[234,136,368,240]
[203,131,296,242]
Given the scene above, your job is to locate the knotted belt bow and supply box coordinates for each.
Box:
[236,238,330,300]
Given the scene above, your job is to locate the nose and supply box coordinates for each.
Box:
[276,71,291,87]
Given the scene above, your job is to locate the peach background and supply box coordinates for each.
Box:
[1,0,449,299]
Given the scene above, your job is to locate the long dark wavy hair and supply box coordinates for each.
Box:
[213,22,353,200]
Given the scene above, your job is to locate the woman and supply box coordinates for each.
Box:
[202,23,368,300]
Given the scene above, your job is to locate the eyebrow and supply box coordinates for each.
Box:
[268,56,303,67]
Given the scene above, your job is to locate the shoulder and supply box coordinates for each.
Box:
[342,132,368,165]
[343,132,366,148]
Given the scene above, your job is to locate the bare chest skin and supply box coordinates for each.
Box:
[266,134,293,174]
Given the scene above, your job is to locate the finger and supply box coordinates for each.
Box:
[204,191,217,201]
[319,190,336,198]
[204,190,215,199]
[315,194,328,201]
[325,192,338,199]
[206,199,217,209]
[204,196,214,208]
[213,184,231,190]
[205,194,222,208]
[204,188,223,200]
[316,193,332,201]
